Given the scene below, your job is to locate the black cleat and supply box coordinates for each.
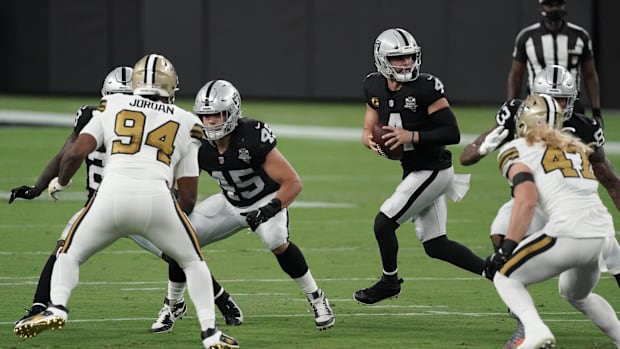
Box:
[354,277,403,305]
[216,295,243,326]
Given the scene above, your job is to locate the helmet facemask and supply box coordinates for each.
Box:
[532,65,578,121]
[374,28,422,82]
[193,80,241,140]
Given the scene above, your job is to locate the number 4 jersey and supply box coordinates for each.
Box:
[497,137,614,238]
[198,117,280,207]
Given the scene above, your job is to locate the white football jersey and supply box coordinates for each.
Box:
[497,138,614,238]
[82,94,203,184]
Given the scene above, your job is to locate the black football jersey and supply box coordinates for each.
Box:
[73,105,106,198]
[492,99,604,149]
[198,117,280,207]
[364,72,452,173]
[493,98,522,148]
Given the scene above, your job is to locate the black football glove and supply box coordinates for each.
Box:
[484,239,518,281]
[9,185,41,204]
[592,108,603,129]
[241,198,282,230]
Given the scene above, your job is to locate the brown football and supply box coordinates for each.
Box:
[372,123,404,160]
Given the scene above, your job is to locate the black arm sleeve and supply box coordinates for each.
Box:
[417,107,460,145]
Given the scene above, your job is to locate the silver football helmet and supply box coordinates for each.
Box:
[101,66,133,96]
[131,54,179,102]
[374,28,422,82]
[193,80,241,140]
[532,65,578,120]
[515,93,563,138]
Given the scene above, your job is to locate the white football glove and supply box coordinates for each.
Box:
[478,126,509,155]
[48,177,72,202]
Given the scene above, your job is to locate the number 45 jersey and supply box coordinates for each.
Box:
[198,117,280,207]
[497,137,614,239]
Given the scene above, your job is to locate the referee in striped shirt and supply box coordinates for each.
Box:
[507,0,602,126]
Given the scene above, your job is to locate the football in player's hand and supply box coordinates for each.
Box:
[372,123,404,161]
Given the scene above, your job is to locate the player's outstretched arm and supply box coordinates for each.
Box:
[8,133,76,203]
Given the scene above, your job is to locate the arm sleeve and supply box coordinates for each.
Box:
[417,107,460,145]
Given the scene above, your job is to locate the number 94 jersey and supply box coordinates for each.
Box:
[198,117,280,207]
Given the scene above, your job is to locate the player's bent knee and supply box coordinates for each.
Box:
[374,212,399,237]
[423,235,449,259]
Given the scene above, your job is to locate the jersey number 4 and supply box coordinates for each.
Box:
[111,110,179,165]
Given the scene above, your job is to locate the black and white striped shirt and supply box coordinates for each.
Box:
[512,20,593,93]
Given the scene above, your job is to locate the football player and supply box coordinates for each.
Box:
[486,93,620,348]
[354,28,486,306]
[145,79,335,331]
[9,63,241,340]
[15,54,239,348]
[460,65,620,347]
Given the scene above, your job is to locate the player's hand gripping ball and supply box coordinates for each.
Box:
[372,124,404,160]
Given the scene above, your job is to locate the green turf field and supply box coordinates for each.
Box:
[1,95,619,348]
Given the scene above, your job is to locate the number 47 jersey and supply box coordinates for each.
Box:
[198,117,280,207]
[497,137,614,239]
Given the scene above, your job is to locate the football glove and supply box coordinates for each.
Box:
[8,185,41,204]
[484,239,518,281]
[478,126,509,156]
[241,198,282,231]
[48,177,72,202]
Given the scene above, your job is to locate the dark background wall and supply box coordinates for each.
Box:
[1,0,617,107]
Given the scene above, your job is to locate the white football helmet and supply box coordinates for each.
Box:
[515,93,563,138]
[374,28,422,82]
[193,80,241,140]
[131,54,179,102]
[532,65,578,120]
[101,66,133,96]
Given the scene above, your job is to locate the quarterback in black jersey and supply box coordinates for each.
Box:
[9,67,241,338]
[460,65,620,347]
[155,79,335,331]
[353,28,486,306]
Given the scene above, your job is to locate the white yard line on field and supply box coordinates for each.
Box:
[3,109,620,153]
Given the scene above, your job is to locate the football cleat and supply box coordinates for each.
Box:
[515,324,555,349]
[13,305,67,339]
[150,297,187,333]
[503,317,525,349]
[14,304,47,327]
[354,277,403,305]
[201,327,240,349]
[215,294,244,326]
[306,288,335,330]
